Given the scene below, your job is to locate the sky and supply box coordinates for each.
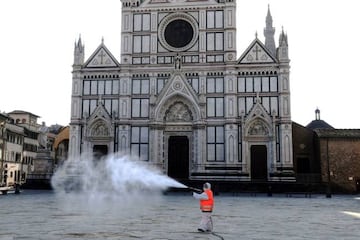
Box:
[0,0,359,128]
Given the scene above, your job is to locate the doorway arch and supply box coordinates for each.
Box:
[93,145,108,160]
[168,136,189,180]
[250,145,268,181]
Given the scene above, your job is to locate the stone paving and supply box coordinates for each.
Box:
[0,190,360,240]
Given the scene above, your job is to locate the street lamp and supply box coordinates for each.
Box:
[0,121,6,186]
[326,137,332,198]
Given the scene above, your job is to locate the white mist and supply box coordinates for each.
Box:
[51,153,187,198]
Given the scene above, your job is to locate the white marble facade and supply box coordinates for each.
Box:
[69,0,294,182]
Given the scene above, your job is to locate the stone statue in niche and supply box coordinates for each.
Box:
[165,102,193,122]
[174,54,182,69]
[248,120,268,136]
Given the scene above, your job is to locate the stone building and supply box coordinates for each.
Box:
[291,109,360,194]
[53,126,69,166]
[7,110,40,180]
[0,113,25,187]
[69,0,294,184]
[292,122,320,184]
[315,129,360,194]
[6,110,41,186]
[6,111,59,189]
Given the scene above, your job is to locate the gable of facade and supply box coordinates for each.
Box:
[84,42,120,68]
[238,38,277,64]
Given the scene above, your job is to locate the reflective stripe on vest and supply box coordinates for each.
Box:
[200,189,214,212]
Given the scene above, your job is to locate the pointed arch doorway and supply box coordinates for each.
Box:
[168,136,189,180]
[93,145,108,160]
[251,145,268,181]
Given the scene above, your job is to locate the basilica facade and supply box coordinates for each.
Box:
[69,0,294,183]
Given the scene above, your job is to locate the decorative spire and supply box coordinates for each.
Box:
[266,5,273,26]
[277,26,289,61]
[73,34,85,66]
[315,108,320,120]
[78,34,82,47]
[279,26,288,47]
[264,5,276,56]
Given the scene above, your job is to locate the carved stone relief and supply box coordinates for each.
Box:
[248,120,269,136]
[164,101,193,122]
[90,121,109,137]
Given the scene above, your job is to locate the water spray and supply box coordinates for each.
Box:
[51,153,199,196]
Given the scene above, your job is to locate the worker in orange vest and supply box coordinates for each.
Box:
[192,182,214,232]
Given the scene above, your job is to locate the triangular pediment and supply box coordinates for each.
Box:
[156,72,199,105]
[86,102,113,138]
[154,72,201,122]
[88,101,111,123]
[84,42,120,68]
[244,97,273,137]
[238,38,277,64]
[246,96,272,123]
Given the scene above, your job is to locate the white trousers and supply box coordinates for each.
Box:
[198,211,213,232]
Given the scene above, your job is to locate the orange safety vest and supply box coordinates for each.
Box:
[200,189,214,212]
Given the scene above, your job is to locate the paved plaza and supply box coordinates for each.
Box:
[0,190,360,240]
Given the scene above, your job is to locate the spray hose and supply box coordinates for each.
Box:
[187,186,202,193]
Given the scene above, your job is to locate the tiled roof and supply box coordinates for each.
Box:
[314,129,360,138]
[8,110,40,118]
[306,120,334,130]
